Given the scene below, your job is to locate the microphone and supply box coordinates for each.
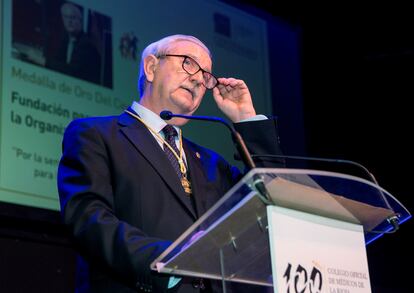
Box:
[160,110,274,205]
[159,111,173,120]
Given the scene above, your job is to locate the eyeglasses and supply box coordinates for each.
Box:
[158,54,218,89]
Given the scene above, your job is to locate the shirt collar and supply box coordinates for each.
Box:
[131,101,181,135]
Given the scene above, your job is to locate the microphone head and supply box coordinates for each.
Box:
[160,110,173,120]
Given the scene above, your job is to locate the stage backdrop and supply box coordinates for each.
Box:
[0,0,296,211]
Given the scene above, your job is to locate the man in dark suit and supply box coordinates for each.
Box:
[18,2,101,83]
[58,34,283,292]
[46,1,101,83]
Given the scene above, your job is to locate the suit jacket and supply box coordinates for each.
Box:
[58,110,284,293]
[47,32,101,84]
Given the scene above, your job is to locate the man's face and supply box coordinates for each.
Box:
[61,4,82,35]
[150,41,211,119]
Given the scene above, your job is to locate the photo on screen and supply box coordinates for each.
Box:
[12,0,113,88]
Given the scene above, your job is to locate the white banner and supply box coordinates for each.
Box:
[268,205,371,293]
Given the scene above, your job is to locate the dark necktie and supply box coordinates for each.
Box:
[162,125,195,215]
[161,125,182,179]
[66,37,75,64]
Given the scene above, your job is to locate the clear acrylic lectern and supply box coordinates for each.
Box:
[150,168,411,290]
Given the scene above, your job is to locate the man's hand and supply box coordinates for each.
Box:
[213,78,256,122]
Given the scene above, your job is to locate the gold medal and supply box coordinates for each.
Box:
[181,176,192,195]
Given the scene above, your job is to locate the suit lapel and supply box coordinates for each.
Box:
[118,111,197,220]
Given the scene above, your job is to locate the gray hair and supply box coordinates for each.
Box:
[137,34,211,97]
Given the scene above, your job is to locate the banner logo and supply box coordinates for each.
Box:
[283,263,323,293]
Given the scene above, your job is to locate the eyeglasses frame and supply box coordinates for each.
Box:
[157,54,219,89]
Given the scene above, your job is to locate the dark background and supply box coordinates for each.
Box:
[269,9,413,293]
[1,2,412,292]
[302,15,413,292]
